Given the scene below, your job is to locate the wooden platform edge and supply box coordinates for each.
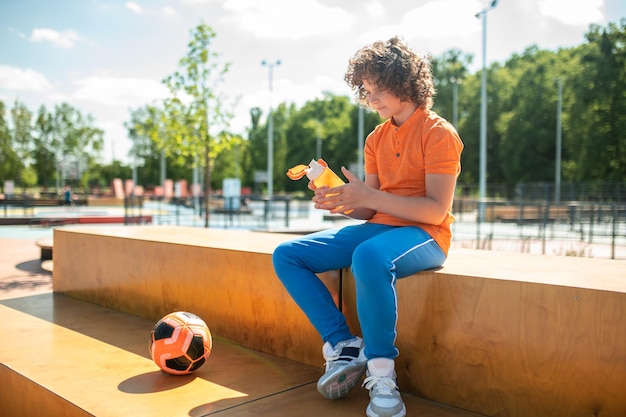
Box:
[0,363,90,417]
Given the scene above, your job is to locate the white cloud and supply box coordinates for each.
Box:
[125,2,143,14]
[179,0,212,4]
[364,1,385,19]
[226,73,350,135]
[72,74,170,108]
[358,0,482,47]
[125,2,179,18]
[29,28,82,48]
[161,6,178,17]
[406,0,483,38]
[0,65,54,92]
[221,0,354,39]
[538,0,605,25]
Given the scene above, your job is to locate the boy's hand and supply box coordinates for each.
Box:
[312,167,362,214]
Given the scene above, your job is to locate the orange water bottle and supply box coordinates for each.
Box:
[286,159,352,214]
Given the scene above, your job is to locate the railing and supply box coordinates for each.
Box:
[141,197,625,260]
[2,194,624,260]
[452,200,626,260]
[124,195,312,230]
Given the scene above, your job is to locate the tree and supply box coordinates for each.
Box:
[126,105,162,189]
[161,22,234,227]
[10,101,33,191]
[245,93,381,195]
[50,103,104,190]
[496,47,562,186]
[431,49,473,125]
[33,106,57,190]
[569,19,626,182]
[0,101,20,193]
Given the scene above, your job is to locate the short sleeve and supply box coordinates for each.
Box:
[364,130,380,176]
[423,122,463,175]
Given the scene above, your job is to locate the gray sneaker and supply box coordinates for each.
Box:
[316,336,367,399]
[362,372,406,417]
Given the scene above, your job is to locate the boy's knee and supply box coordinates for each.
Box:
[272,240,300,268]
[272,241,289,263]
[351,244,386,282]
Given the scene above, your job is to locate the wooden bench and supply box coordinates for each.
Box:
[35,237,53,261]
[49,226,626,417]
[484,205,571,223]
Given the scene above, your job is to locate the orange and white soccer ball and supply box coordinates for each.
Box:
[149,311,212,375]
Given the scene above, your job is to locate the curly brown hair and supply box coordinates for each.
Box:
[344,36,435,110]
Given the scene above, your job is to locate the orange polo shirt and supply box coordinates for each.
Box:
[364,106,463,255]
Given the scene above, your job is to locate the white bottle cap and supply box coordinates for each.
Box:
[305,159,325,181]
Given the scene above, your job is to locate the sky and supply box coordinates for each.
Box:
[1,0,624,164]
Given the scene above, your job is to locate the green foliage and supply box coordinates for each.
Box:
[450,19,625,194]
[20,166,37,188]
[0,100,103,192]
[568,20,626,181]
[0,101,20,189]
[33,106,56,189]
[244,94,381,194]
[431,49,473,123]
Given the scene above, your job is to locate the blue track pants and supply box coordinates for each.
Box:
[272,222,446,360]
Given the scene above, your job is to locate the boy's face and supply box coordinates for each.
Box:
[362,79,415,124]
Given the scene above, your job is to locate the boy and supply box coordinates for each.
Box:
[273,36,463,417]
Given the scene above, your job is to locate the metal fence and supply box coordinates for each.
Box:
[123,195,313,230]
[452,200,626,260]
[1,193,625,260]
[135,196,626,260]
[459,181,626,203]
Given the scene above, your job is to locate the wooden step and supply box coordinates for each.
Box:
[0,292,484,417]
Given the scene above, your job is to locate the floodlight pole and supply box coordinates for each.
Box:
[476,0,498,221]
[555,78,563,203]
[261,59,281,207]
[450,77,461,128]
[357,106,364,180]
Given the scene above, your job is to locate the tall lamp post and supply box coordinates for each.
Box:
[357,106,364,180]
[261,59,281,205]
[475,0,498,221]
[555,78,563,203]
[450,77,462,128]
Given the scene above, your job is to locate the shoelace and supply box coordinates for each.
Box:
[324,344,351,370]
[323,351,339,370]
[322,342,346,370]
[362,375,398,395]
[322,340,362,371]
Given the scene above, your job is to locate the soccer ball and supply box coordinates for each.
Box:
[149,311,212,375]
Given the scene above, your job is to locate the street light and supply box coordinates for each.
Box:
[475,0,498,221]
[357,106,364,180]
[555,78,563,203]
[450,77,462,128]
[261,59,281,205]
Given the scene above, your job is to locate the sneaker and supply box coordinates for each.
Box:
[362,360,406,417]
[316,336,367,399]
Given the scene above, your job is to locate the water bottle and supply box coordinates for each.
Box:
[287,159,352,214]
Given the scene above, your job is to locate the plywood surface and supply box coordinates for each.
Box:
[445,248,626,292]
[56,225,295,254]
[0,293,484,417]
